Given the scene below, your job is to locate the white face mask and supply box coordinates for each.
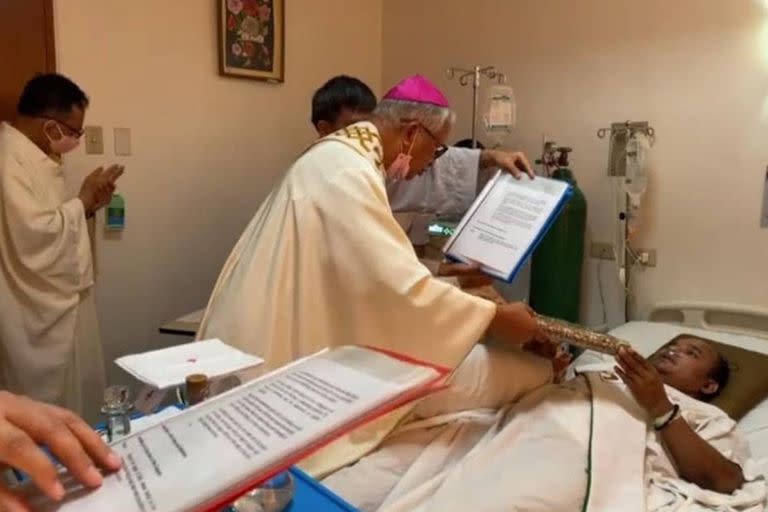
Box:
[44,122,80,155]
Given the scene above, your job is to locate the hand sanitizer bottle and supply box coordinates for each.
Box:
[106,194,125,231]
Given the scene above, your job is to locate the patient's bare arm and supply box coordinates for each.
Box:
[658,414,744,494]
[615,349,745,494]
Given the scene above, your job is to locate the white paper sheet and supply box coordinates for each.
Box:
[129,407,184,435]
[28,347,440,512]
[444,172,570,279]
[115,339,264,390]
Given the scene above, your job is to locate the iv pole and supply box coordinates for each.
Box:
[445,66,507,148]
[597,121,655,323]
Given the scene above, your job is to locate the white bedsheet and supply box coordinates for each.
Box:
[325,370,766,511]
[324,379,592,512]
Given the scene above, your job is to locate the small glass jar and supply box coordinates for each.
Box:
[101,385,132,443]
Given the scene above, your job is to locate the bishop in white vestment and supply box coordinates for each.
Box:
[199,75,540,476]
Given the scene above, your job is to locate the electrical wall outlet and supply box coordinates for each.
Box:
[590,242,615,260]
[636,248,657,267]
[591,242,657,267]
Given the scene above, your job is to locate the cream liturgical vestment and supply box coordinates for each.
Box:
[198,122,496,476]
[0,123,105,422]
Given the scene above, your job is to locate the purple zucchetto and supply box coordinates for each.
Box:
[382,75,450,108]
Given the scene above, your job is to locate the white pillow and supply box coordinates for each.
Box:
[741,398,768,463]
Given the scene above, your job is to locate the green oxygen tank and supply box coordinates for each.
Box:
[530,147,587,323]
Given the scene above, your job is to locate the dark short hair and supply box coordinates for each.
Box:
[311,75,376,127]
[702,353,730,402]
[453,138,485,149]
[16,73,89,117]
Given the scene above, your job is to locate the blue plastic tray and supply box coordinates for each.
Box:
[286,467,358,511]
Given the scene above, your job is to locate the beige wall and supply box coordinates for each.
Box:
[50,0,768,389]
[54,0,382,386]
[384,0,768,327]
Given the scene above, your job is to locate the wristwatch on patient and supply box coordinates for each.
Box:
[653,403,681,431]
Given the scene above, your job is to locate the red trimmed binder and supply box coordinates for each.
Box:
[198,346,449,512]
[25,346,449,512]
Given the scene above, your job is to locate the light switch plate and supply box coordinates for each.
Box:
[114,127,132,156]
[83,126,103,155]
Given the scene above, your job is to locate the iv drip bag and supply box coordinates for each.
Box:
[483,85,516,141]
[622,132,650,205]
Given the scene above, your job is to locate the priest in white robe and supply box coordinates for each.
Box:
[198,75,545,476]
[0,74,122,422]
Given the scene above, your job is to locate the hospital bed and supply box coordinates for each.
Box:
[163,302,768,465]
[323,301,768,511]
[576,301,768,494]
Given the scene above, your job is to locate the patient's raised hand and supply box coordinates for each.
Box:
[614,347,673,417]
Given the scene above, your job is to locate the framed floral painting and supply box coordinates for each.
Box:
[218,0,284,82]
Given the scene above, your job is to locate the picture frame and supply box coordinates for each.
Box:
[218,0,285,83]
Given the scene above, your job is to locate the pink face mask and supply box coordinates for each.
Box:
[386,133,418,181]
[45,122,80,155]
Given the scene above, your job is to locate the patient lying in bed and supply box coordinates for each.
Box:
[322,336,767,512]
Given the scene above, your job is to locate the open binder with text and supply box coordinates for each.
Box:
[22,346,449,512]
[443,171,572,282]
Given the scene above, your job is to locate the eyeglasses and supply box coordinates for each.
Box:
[402,119,449,160]
[417,124,449,160]
[38,116,85,139]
